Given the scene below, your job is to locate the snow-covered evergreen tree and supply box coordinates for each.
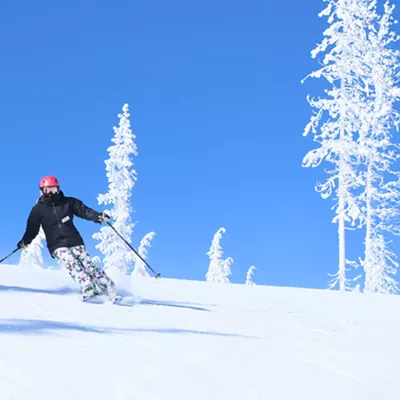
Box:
[356,1,400,294]
[221,256,233,282]
[131,232,156,277]
[93,104,138,275]
[362,234,399,293]
[206,227,233,283]
[19,228,46,269]
[358,143,400,294]
[302,0,378,290]
[245,265,257,285]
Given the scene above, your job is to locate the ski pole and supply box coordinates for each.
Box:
[106,221,161,279]
[0,248,19,264]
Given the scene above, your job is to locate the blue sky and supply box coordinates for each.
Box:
[0,0,389,289]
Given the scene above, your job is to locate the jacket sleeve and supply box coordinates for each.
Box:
[21,206,41,246]
[70,197,101,222]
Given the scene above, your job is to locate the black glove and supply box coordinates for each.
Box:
[97,212,110,224]
[17,240,26,250]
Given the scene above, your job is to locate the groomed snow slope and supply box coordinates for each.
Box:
[1,264,399,400]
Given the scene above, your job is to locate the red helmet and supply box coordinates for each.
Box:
[39,175,60,188]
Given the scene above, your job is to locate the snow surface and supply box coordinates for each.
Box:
[1,265,400,399]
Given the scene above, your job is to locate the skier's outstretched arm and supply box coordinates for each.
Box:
[70,198,109,223]
[18,207,40,248]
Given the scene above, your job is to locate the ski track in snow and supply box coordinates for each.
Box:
[1,265,400,399]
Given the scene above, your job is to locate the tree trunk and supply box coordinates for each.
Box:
[338,78,347,291]
[338,165,346,291]
[364,163,373,292]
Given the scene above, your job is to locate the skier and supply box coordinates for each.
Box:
[17,175,121,303]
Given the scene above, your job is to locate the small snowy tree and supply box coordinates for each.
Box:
[19,228,46,269]
[131,232,156,277]
[352,283,361,293]
[206,227,233,283]
[245,265,257,285]
[221,256,233,281]
[93,104,138,275]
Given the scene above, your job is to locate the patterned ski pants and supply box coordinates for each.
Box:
[53,245,116,296]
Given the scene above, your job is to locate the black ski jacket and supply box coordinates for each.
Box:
[21,191,102,255]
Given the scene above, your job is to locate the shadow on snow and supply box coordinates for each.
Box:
[0,284,78,296]
[139,299,211,312]
[0,319,254,339]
